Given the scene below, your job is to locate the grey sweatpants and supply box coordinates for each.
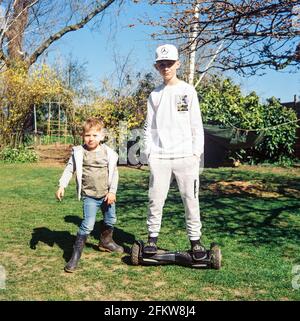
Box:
[147,155,202,241]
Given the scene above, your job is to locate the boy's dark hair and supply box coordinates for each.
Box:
[82,117,104,134]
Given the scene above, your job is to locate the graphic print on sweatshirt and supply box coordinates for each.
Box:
[176,94,189,111]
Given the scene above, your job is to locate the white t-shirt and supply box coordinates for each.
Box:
[144,80,204,158]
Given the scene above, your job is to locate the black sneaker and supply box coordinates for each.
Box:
[191,242,207,261]
[143,239,158,254]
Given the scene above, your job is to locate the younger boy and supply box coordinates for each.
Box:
[56,117,123,273]
[143,44,206,261]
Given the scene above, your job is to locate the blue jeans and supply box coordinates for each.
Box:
[78,196,117,236]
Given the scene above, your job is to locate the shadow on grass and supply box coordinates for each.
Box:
[29,218,136,261]
[201,194,300,246]
[65,215,136,254]
[29,227,76,262]
[117,168,300,248]
[119,181,300,247]
[29,168,300,262]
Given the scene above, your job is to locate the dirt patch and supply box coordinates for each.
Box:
[35,143,72,164]
[1,250,29,269]
[207,180,300,198]
[154,280,167,288]
[62,279,106,300]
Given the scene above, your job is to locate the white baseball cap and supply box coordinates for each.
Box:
[155,44,179,61]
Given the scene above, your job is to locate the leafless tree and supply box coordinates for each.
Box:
[146,0,300,75]
[0,0,121,69]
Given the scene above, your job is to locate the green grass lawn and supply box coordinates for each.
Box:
[0,163,299,300]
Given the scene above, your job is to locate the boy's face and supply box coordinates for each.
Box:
[154,60,180,82]
[83,127,103,151]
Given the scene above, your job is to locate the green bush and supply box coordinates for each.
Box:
[0,146,39,163]
[198,77,298,164]
[252,97,297,163]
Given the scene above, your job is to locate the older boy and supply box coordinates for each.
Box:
[143,44,206,261]
[56,117,123,273]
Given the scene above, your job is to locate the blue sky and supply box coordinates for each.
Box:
[47,2,299,103]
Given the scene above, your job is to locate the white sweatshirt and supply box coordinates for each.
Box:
[144,80,204,158]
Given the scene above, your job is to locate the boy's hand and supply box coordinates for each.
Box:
[56,187,65,201]
[104,192,116,205]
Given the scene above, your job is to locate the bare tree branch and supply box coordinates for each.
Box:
[27,0,116,66]
[145,0,300,75]
[0,0,119,68]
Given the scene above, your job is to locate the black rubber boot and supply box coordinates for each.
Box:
[64,233,88,273]
[190,240,207,261]
[98,223,124,253]
[143,236,158,254]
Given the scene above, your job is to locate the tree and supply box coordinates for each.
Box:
[0,62,71,147]
[0,0,119,70]
[53,53,99,104]
[146,0,300,76]
[72,72,156,146]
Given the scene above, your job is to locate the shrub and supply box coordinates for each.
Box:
[198,76,298,164]
[0,147,38,163]
[71,72,156,146]
[0,62,72,148]
[250,97,298,164]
